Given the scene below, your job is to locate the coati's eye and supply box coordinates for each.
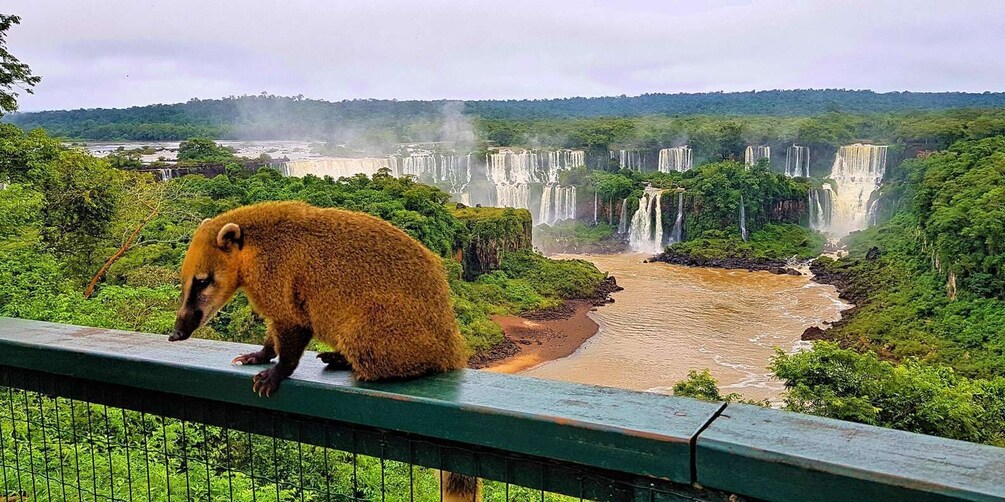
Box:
[193,276,212,289]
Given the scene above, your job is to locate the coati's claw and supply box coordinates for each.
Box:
[232,352,274,366]
[252,367,283,397]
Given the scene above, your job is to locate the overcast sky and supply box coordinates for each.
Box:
[5,0,1005,111]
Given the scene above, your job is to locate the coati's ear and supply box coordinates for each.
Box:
[216,223,243,251]
[200,218,211,226]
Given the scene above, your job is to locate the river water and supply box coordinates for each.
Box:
[523,253,848,401]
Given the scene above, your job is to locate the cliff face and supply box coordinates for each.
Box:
[451,206,533,280]
[768,198,808,224]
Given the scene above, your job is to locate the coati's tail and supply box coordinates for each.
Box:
[440,471,481,502]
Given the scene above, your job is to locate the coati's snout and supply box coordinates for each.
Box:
[171,307,202,341]
[171,221,244,342]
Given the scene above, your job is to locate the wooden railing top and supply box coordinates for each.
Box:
[0,317,1003,501]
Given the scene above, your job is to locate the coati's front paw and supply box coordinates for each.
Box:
[252,367,284,397]
[232,351,274,366]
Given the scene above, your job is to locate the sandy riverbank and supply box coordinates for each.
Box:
[472,300,601,374]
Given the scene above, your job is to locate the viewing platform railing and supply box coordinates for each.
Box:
[0,317,1002,501]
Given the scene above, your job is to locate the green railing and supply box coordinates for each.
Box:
[0,318,1002,502]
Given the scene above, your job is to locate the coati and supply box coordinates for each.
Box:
[171,201,477,501]
[171,200,467,390]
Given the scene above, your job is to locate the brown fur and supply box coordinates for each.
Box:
[174,201,467,389]
[440,470,481,501]
[175,201,475,498]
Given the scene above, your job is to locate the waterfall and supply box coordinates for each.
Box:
[658,147,692,173]
[282,157,395,179]
[496,184,530,209]
[487,149,535,209]
[564,186,577,220]
[819,144,888,237]
[157,168,176,181]
[744,146,770,166]
[739,194,748,242]
[867,198,881,226]
[593,192,598,225]
[611,150,646,170]
[618,198,629,234]
[628,187,665,254]
[539,184,554,224]
[808,186,833,231]
[546,150,585,182]
[669,192,684,244]
[538,185,577,226]
[400,151,473,202]
[785,145,810,177]
[487,148,583,213]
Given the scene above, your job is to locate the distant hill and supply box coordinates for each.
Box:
[6,89,1005,141]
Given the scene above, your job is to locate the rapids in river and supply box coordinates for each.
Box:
[524,253,849,402]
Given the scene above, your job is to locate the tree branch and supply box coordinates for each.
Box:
[84,203,160,298]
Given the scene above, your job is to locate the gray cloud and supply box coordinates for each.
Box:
[5,0,1005,111]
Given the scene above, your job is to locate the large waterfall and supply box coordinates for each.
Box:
[486,148,583,212]
[611,150,648,170]
[281,157,396,178]
[819,144,888,237]
[487,148,584,184]
[669,192,684,245]
[744,146,770,166]
[538,185,577,226]
[658,147,692,173]
[785,145,810,177]
[399,152,473,202]
[283,153,474,203]
[628,187,665,254]
[486,149,535,209]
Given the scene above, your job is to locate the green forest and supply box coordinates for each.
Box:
[6,92,1005,146]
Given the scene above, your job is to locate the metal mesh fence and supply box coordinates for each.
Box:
[0,367,718,502]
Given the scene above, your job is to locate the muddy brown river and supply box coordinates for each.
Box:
[523,253,848,401]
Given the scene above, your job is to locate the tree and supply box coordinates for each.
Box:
[0,14,40,115]
[177,137,236,162]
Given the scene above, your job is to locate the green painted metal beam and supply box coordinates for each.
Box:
[696,403,1005,501]
[3,317,1004,501]
[0,317,721,486]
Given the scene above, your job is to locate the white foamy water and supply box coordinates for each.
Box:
[523,253,849,401]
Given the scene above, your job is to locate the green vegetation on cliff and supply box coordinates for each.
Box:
[450,205,532,279]
[813,138,1005,378]
[665,224,825,262]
